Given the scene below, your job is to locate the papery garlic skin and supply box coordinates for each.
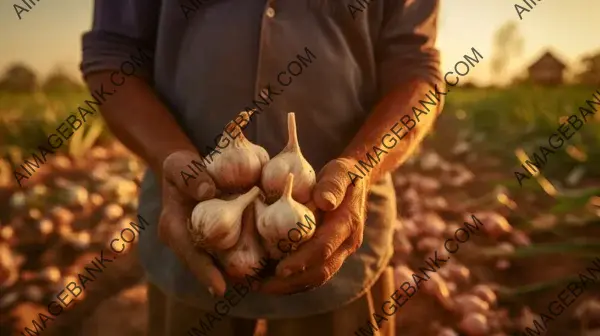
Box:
[261,112,316,203]
[250,143,270,166]
[188,186,262,251]
[254,197,268,219]
[217,203,267,279]
[206,113,270,192]
[240,110,270,167]
[257,173,316,259]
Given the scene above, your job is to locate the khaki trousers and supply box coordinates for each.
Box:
[147,267,395,336]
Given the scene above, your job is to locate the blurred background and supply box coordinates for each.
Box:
[1,0,599,335]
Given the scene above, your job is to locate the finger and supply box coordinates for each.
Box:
[159,197,227,296]
[275,204,353,277]
[349,183,368,252]
[277,184,365,277]
[259,242,352,295]
[163,150,216,201]
[313,159,352,211]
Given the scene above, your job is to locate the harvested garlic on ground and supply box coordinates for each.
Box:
[257,173,316,259]
[188,186,262,251]
[206,115,269,192]
[217,202,267,279]
[261,112,315,203]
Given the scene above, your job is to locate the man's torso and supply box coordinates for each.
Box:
[138,0,397,319]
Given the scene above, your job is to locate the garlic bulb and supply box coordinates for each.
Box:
[250,142,270,167]
[257,173,316,259]
[453,294,490,315]
[458,313,489,336]
[239,111,270,166]
[261,112,316,203]
[188,186,262,251]
[206,116,269,192]
[216,202,267,279]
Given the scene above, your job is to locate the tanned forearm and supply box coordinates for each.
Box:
[85,72,197,175]
[342,77,445,185]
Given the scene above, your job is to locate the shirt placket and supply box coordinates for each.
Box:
[253,0,277,145]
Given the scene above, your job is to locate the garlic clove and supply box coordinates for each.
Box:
[471,284,497,306]
[188,186,262,251]
[422,273,453,311]
[453,294,490,316]
[205,115,270,192]
[261,112,316,203]
[458,313,490,336]
[257,173,316,259]
[254,197,268,219]
[216,202,267,279]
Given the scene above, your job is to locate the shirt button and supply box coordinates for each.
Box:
[266,7,275,18]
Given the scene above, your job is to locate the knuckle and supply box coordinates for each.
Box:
[196,171,214,183]
[342,215,358,235]
[349,213,362,229]
[337,158,352,170]
[318,241,336,261]
[319,179,341,194]
[353,235,364,251]
[344,219,354,233]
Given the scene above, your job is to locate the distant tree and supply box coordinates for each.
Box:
[490,21,524,85]
[457,80,478,89]
[510,70,531,86]
[42,67,83,93]
[0,63,38,92]
[575,52,600,85]
[511,76,533,86]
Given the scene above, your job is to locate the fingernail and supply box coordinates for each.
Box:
[322,192,336,208]
[208,287,216,297]
[197,183,212,199]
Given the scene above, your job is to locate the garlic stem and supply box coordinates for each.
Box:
[240,110,252,120]
[223,122,246,143]
[233,130,248,145]
[286,112,300,151]
[283,173,294,200]
[233,186,262,208]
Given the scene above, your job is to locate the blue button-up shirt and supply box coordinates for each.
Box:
[81,0,441,319]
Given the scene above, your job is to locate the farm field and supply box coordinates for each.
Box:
[0,86,599,336]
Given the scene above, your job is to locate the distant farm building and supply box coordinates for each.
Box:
[527,51,567,85]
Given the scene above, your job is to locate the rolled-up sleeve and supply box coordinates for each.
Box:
[377,0,441,97]
[80,0,161,81]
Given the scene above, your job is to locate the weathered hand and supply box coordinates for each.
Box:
[157,150,227,297]
[258,158,369,295]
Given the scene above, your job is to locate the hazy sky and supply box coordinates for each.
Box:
[0,0,598,84]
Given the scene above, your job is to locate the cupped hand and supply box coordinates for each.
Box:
[258,157,369,295]
[157,150,227,297]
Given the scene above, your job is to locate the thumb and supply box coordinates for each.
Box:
[163,150,216,201]
[312,158,355,211]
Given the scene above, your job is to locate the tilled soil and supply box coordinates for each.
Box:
[1,134,599,336]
